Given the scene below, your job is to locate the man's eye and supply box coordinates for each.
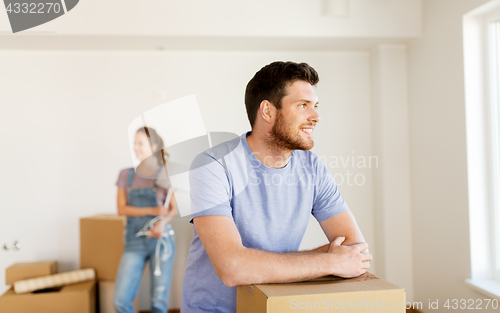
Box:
[300,103,307,108]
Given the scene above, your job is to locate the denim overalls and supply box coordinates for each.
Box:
[114,168,176,313]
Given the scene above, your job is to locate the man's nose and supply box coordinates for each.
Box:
[309,109,320,123]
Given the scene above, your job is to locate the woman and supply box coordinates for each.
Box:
[113,127,176,313]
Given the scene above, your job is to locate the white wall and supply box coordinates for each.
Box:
[0,50,374,309]
[408,0,498,311]
[0,0,421,38]
[371,44,414,301]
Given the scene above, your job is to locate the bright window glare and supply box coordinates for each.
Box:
[492,20,500,279]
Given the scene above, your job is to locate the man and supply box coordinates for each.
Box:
[181,61,372,312]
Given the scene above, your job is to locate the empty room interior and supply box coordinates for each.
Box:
[1,0,500,313]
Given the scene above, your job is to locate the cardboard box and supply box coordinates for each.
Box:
[80,215,126,281]
[5,261,58,286]
[237,273,405,313]
[0,280,96,313]
[98,281,139,313]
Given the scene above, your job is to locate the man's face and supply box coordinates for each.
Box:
[269,80,320,151]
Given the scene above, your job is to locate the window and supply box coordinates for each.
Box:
[486,9,500,283]
[463,0,500,298]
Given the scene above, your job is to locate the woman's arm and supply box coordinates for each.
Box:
[156,192,178,225]
[117,187,163,217]
[147,192,178,238]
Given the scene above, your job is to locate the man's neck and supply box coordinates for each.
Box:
[246,131,292,169]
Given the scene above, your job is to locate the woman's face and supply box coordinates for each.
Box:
[134,132,157,162]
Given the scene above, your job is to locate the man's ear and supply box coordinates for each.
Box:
[259,100,276,124]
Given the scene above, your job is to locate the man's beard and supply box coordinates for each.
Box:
[268,110,314,152]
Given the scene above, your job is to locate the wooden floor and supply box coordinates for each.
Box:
[139,309,181,313]
[139,306,422,313]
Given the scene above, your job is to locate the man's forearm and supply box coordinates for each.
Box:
[225,247,333,287]
[288,244,330,255]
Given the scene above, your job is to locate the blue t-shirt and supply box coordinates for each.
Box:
[181,131,349,313]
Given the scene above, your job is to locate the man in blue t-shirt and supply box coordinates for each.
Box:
[181,61,372,313]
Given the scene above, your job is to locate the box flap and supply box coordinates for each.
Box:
[1,288,16,297]
[61,280,95,293]
[81,214,125,221]
[8,261,56,269]
[255,273,404,298]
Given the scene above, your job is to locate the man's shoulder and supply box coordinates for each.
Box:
[207,133,243,159]
[190,133,244,171]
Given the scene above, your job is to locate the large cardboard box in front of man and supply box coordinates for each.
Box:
[237,273,405,313]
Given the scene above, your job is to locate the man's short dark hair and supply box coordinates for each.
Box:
[244,61,319,128]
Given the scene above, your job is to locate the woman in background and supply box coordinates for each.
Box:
[114,127,176,313]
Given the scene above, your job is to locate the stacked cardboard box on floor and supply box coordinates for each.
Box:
[80,214,139,313]
[237,272,406,313]
[0,261,97,313]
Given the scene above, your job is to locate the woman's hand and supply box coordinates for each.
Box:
[148,220,166,239]
[153,205,169,216]
[161,204,176,224]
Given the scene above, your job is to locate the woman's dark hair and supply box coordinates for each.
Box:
[136,127,169,166]
[244,61,319,128]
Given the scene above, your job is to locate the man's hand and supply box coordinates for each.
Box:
[148,220,166,239]
[326,236,372,278]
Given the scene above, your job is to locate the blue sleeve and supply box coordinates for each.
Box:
[188,151,233,224]
[311,157,349,222]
